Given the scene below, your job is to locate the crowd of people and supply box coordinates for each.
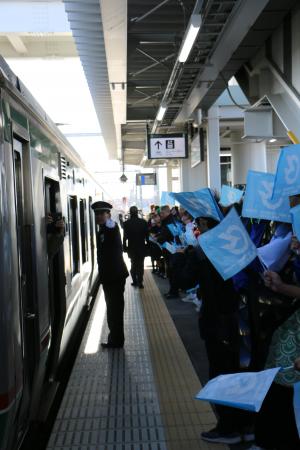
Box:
[93,195,300,450]
[137,199,300,450]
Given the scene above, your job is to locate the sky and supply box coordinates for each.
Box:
[6,57,112,172]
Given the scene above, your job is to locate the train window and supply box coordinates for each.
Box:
[88,196,95,267]
[13,149,24,228]
[2,100,11,142]
[79,198,88,264]
[67,196,79,276]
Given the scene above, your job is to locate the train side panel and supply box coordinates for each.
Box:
[0,95,25,450]
[0,72,102,449]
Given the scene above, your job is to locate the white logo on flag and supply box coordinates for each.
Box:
[258,181,283,210]
[284,154,300,185]
[219,225,249,255]
[201,200,213,215]
[227,191,236,204]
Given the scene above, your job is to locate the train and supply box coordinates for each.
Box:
[0,56,105,450]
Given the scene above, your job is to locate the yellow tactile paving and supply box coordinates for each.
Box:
[141,270,229,450]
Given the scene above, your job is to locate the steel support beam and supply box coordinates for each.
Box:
[130,0,171,24]
[136,48,169,69]
[130,53,175,77]
[175,0,270,124]
[132,90,164,106]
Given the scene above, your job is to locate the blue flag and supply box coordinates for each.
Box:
[170,188,222,221]
[291,205,300,241]
[294,382,300,437]
[272,144,300,199]
[257,231,292,272]
[167,223,183,237]
[199,208,257,280]
[242,170,292,223]
[185,229,199,247]
[220,185,243,207]
[160,191,175,206]
[196,367,280,412]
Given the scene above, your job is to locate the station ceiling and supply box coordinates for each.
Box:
[122,0,298,166]
[0,0,298,167]
[124,0,240,166]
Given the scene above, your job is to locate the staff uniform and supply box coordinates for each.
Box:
[92,201,128,348]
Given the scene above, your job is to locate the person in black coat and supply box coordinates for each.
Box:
[196,216,253,444]
[123,206,149,288]
[92,201,129,349]
[156,205,181,298]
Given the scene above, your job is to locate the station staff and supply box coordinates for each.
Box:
[92,201,129,349]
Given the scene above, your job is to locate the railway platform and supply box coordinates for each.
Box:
[47,269,225,450]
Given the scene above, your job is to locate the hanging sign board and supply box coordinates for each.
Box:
[147,133,188,159]
[136,173,157,186]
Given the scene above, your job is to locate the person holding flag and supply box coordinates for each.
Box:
[248,268,300,450]
[196,213,255,445]
[155,205,182,298]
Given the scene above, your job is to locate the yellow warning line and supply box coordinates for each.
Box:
[140,270,228,450]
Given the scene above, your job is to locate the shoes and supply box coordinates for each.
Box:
[138,284,144,289]
[181,293,196,303]
[193,298,202,312]
[101,342,123,349]
[201,427,242,444]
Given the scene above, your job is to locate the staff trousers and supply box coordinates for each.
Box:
[102,279,126,346]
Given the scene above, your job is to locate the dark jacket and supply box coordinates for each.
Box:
[197,249,240,344]
[123,216,149,258]
[156,214,176,245]
[96,221,129,283]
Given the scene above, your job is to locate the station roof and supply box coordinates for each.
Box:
[0,0,298,167]
[121,0,297,166]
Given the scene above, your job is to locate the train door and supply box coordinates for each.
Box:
[12,137,38,436]
[44,177,66,380]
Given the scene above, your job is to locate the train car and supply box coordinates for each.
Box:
[0,57,105,450]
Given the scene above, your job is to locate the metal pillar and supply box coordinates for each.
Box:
[231,131,267,185]
[167,165,173,192]
[207,105,221,192]
[180,159,190,191]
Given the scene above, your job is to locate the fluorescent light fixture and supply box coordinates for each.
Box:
[269,138,277,143]
[156,104,167,121]
[178,14,202,63]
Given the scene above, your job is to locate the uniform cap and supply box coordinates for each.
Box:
[91,201,113,213]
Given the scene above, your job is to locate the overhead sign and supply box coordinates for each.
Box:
[148,133,188,159]
[136,173,157,186]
